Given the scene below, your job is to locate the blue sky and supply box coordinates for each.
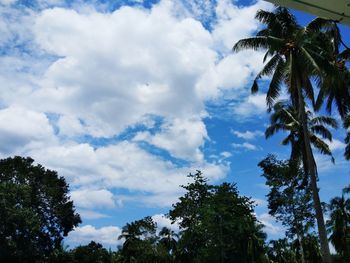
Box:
[0,0,349,248]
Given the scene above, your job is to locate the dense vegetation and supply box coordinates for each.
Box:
[0,156,81,263]
[1,6,350,263]
[233,6,350,263]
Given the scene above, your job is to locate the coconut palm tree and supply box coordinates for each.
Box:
[233,8,339,262]
[264,102,337,263]
[313,20,350,119]
[265,101,337,167]
[327,187,350,262]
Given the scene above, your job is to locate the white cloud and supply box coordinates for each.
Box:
[67,225,122,247]
[152,214,180,232]
[220,151,232,158]
[213,0,272,52]
[233,94,267,118]
[70,189,116,209]
[27,141,228,206]
[257,213,284,236]
[232,142,258,151]
[26,4,215,138]
[133,117,208,162]
[0,106,56,155]
[78,209,110,220]
[328,139,346,152]
[0,0,271,222]
[232,130,264,140]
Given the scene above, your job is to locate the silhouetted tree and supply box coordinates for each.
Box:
[0,156,81,263]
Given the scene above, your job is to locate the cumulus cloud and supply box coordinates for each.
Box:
[27,3,215,138]
[70,189,116,209]
[67,225,122,247]
[0,0,273,238]
[133,117,208,162]
[233,94,267,118]
[27,141,228,206]
[0,106,56,155]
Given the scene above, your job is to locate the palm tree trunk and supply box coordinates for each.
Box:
[296,80,332,263]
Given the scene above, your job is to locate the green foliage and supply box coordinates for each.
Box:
[267,238,298,263]
[48,241,121,263]
[169,171,267,263]
[0,156,81,263]
[71,241,113,263]
[259,155,315,239]
[118,216,159,263]
[326,185,350,262]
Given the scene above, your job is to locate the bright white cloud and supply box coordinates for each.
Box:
[152,214,180,232]
[70,189,116,209]
[233,94,267,118]
[67,225,122,247]
[213,0,271,52]
[28,3,215,138]
[133,117,208,162]
[0,0,276,240]
[257,213,284,236]
[232,129,264,140]
[27,141,228,204]
[0,106,56,155]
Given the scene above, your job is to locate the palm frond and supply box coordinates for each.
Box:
[266,60,285,108]
[310,116,338,128]
[255,9,276,25]
[233,36,284,53]
[343,115,350,129]
[233,37,268,52]
[345,131,350,160]
[310,135,334,161]
[265,123,286,139]
[310,125,333,141]
[305,17,333,33]
[300,47,321,74]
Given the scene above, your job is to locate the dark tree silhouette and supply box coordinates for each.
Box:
[0,156,81,263]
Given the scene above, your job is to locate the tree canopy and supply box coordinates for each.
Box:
[0,156,81,263]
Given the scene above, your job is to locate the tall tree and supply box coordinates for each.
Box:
[326,185,350,262]
[169,171,267,263]
[344,115,350,160]
[118,216,158,263]
[264,100,336,262]
[265,101,337,167]
[0,156,81,263]
[233,8,342,261]
[259,155,315,263]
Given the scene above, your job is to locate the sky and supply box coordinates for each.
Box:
[0,0,349,249]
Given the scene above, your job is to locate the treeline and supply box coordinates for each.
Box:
[0,157,350,262]
[50,170,350,263]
